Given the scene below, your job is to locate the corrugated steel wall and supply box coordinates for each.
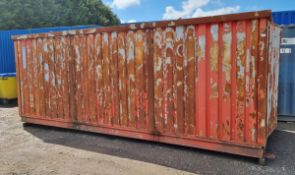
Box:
[278,26,295,117]
[267,24,281,132]
[13,11,280,158]
[0,26,97,74]
[273,10,295,25]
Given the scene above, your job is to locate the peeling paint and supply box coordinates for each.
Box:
[154,31,162,46]
[129,74,135,82]
[14,14,279,158]
[51,72,55,86]
[43,43,49,53]
[17,35,28,40]
[96,65,102,80]
[210,25,219,72]
[251,20,257,33]
[86,28,97,34]
[118,48,125,57]
[246,49,251,92]
[155,58,162,72]
[112,32,117,39]
[155,78,162,86]
[237,31,246,78]
[136,32,143,41]
[140,23,145,29]
[210,81,218,98]
[129,24,137,30]
[259,41,265,61]
[136,64,143,71]
[254,12,259,17]
[176,26,184,40]
[261,33,266,38]
[260,119,265,127]
[251,56,256,78]
[210,43,218,71]
[222,31,232,82]
[74,45,81,70]
[127,34,135,61]
[168,21,175,27]
[176,44,184,58]
[237,60,245,77]
[62,31,68,35]
[198,35,206,59]
[103,33,108,43]
[44,63,49,81]
[22,46,27,69]
[211,25,218,41]
[266,25,281,131]
[237,32,246,42]
[166,57,172,64]
[48,33,55,37]
[38,55,43,67]
[69,30,76,35]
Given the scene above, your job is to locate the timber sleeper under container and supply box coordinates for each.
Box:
[13,10,280,163]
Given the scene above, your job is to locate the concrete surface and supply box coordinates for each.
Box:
[1,107,295,175]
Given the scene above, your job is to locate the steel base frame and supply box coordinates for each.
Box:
[22,117,265,159]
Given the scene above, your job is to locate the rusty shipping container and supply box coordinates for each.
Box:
[13,10,280,161]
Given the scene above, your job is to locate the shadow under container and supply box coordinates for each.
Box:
[13,10,280,162]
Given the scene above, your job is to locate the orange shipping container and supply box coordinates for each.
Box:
[13,10,280,162]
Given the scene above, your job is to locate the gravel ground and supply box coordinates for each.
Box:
[1,107,295,175]
[0,107,195,175]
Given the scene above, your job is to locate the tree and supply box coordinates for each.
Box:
[0,0,120,30]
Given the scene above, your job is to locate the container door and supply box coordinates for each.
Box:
[278,26,295,120]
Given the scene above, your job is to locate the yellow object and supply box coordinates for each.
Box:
[0,75,17,99]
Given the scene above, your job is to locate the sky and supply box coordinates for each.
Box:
[102,0,295,23]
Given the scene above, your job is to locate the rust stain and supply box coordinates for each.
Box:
[163,27,175,132]
[222,24,232,82]
[236,21,247,141]
[175,26,185,134]
[210,26,219,72]
[210,80,218,99]
[14,11,279,159]
[127,31,137,127]
[154,28,164,131]
[184,25,196,134]
[209,24,219,100]
[135,30,145,129]
[197,35,205,60]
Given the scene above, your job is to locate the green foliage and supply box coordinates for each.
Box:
[0,0,120,30]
